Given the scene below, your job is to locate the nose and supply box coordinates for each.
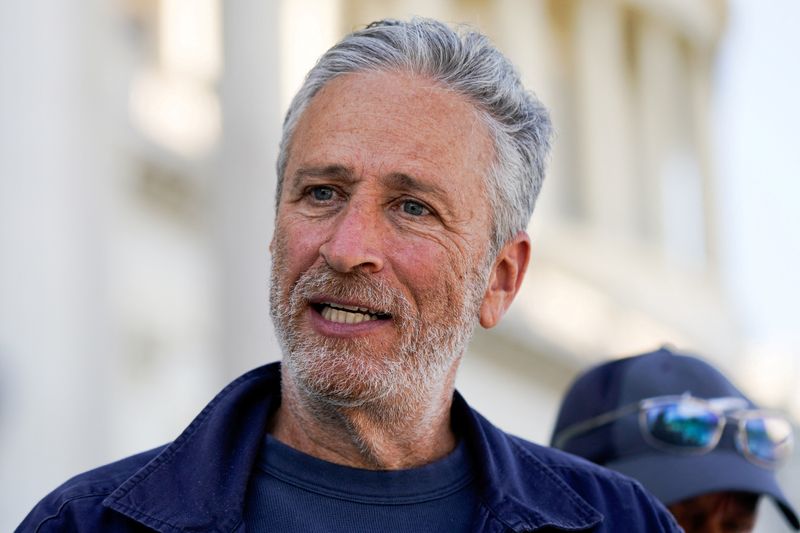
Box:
[319,204,385,274]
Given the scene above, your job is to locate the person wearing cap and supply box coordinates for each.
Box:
[551,347,799,532]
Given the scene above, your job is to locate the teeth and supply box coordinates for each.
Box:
[320,306,376,324]
[324,302,384,315]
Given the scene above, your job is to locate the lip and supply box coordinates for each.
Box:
[306,302,392,338]
[307,297,390,316]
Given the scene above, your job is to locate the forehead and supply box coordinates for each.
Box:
[284,70,495,196]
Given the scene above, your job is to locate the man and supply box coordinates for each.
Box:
[551,347,800,532]
[19,19,680,532]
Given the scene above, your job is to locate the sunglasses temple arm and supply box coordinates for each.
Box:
[553,402,640,450]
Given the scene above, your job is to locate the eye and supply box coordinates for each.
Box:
[401,199,429,217]
[309,186,335,202]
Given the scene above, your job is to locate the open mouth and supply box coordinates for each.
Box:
[311,302,392,324]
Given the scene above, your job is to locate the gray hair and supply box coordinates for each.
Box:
[276,18,552,253]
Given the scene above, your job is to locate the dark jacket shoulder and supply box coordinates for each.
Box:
[505,433,680,531]
[17,447,166,532]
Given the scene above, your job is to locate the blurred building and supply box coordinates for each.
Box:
[1,0,797,530]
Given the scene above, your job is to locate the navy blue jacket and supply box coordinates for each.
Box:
[18,363,681,532]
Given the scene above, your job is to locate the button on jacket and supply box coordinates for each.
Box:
[18,363,681,532]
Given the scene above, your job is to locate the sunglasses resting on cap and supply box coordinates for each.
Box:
[552,392,794,469]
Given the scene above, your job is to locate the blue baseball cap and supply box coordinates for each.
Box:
[550,347,799,529]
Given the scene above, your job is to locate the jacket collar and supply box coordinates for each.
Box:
[103,362,601,532]
[452,392,602,531]
[103,364,280,532]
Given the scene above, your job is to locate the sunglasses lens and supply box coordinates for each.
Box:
[742,416,794,466]
[644,402,721,448]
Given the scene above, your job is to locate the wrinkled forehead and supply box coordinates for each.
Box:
[293,72,492,159]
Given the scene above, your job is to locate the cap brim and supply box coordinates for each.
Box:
[607,450,799,530]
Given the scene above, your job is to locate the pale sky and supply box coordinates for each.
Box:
[715,0,800,347]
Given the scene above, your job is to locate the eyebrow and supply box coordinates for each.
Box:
[288,165,356,197]
[382,172,448,200]
[291,166,449,202]
[292,165,356,184]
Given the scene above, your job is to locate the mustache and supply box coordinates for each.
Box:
[288,264,414,320]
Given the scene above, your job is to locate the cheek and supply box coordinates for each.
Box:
[274,220,324,277]
[388,238,470,299]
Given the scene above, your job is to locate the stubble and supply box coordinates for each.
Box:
[269,231,489,419]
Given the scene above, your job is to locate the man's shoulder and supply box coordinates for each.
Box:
[504,434,681,531]
[508,433,630,484]
[455,395,680,530]
[16,446,166,532]
[508,435,622,486]
[465,403,653,498]
[54,446,166,497]
[18,363,282,532]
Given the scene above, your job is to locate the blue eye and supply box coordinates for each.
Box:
[402,200,428,216]
[310,186,334,201]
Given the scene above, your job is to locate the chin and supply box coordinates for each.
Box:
[284,341,409,406]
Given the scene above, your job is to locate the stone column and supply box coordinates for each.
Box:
[215,0,284,378]
[0,0,116,527]
[572,0,638,240]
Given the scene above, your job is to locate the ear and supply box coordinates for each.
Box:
[479,231,531,329]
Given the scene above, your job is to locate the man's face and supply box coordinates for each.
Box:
[270,70,497,406]
[668,492,759,533]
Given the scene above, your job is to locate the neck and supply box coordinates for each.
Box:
[270,364,459,470]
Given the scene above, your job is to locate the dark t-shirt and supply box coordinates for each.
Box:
[244,435,479,532]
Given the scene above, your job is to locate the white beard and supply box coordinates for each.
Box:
[269,243,489,413]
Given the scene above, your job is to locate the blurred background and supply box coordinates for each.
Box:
[1,0,798,530]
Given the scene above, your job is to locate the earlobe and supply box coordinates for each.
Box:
[479,231,531,329]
